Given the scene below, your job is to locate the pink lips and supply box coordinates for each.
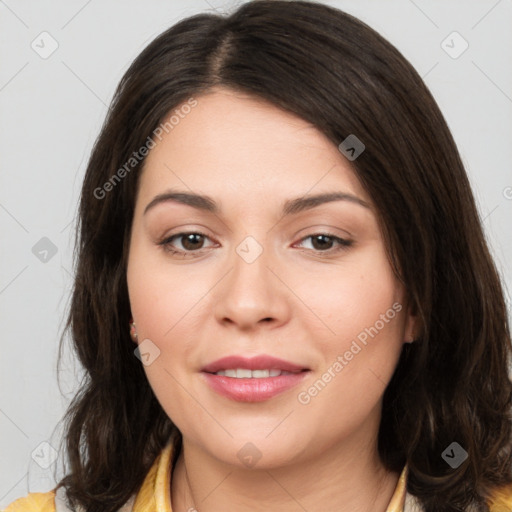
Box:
[201,354,308,374]
[201,355,310,402]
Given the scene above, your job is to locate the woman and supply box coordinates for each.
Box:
[5,1,512,511]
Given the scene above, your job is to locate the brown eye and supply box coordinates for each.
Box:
[179,233,206,251]
[295,233,353,255]
[310,234,335,251]
[158,231,214,256]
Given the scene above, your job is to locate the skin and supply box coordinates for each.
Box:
[127,87,418,512]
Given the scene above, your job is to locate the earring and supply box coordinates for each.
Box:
[129,318,138,343]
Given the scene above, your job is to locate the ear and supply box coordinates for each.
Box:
[403,300,420,344]
[129,318,139,344]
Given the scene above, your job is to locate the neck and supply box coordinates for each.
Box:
[171,422,400,512]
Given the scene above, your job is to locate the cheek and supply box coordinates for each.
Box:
[127,235,202,340]
[293,248,405,411]
[295,310,405,446]
[127,246,197,426]
[126,240,209,392]
[294,245,404,340]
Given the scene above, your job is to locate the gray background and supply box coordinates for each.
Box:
[1,0,511,506]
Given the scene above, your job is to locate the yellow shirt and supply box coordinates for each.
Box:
[4,433,512,512]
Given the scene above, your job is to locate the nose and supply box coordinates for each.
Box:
[213,240,291,331]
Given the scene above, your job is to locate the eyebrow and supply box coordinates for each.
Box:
[143,189,370,216]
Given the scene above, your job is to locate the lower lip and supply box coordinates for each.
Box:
[201,371,310,402]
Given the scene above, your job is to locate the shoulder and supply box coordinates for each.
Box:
[2,491,55,512]
[488,481,512,511]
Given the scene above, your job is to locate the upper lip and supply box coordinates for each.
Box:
[201,355,309,373]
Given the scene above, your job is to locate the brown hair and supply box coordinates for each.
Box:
[55,1,512,511]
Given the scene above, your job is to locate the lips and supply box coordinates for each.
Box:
[201,354,309,374]
[200,355,310,402]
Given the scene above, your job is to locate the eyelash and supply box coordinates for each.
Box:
[158,231,353,258]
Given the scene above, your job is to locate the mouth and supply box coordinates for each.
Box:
[201,354,309,374]
[208,368,300,378]
[200,355,310,402]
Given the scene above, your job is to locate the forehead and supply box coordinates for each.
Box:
[137,88,370,209]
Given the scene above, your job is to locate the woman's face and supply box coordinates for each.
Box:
[127,87,417,468]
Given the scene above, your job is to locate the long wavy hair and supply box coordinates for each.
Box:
[55,1,512,511]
